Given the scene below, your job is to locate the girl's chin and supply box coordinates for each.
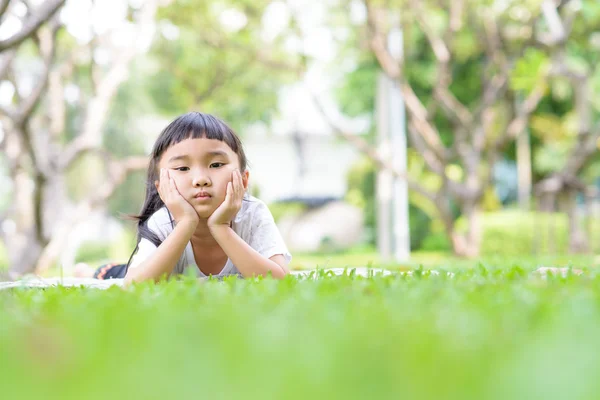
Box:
[193,206,216,219]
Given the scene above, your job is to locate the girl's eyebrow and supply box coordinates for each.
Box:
[206,150,229,158]
[167,154,189,163]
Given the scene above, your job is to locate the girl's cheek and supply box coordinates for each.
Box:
[172,175,184,189]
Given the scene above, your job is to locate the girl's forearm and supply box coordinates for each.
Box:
[209,225,287,279]
[124,220,196,285]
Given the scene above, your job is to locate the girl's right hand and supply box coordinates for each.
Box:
[156,168,199,227]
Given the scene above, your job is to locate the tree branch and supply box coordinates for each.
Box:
[536,0,567,47]
[201,34,304,75]
[0,48,15,80]
[364,0,402,79]
[308,88,437,204]
[17,23,59,123]
[409,0,473,130]
[406,120,446,176]
[0,0,10,21]
[364,0,449,163]
[494,80,546,151]
[34,154,148,274]
[0,0,65,51]
[60,0,158,172]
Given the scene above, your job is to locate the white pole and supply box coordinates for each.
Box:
[376,73,393,260]
[388,25,410,261]
[375,23,410,262]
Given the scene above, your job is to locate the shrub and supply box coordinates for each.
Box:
[424,209,594,256]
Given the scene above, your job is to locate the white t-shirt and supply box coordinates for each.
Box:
[128,195,292,278]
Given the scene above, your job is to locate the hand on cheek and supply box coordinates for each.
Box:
[208,169,245,228]
[155,168,199,226]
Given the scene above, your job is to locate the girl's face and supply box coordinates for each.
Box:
[157,137,249,218]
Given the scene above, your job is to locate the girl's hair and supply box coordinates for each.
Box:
[125,112,248,267]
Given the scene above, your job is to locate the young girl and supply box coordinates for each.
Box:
[84,112,291,284]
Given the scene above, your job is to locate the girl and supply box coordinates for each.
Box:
[83,112,291,284]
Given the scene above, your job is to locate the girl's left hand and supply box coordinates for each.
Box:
[208,169,245,228]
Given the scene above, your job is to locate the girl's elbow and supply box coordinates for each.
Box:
[123,273,137,287]
[273,266,289,279]
[123,269,151,286]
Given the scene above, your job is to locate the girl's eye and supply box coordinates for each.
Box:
[210,162,225,168]
[174,167,189,172]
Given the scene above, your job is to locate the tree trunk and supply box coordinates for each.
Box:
[463,201,482,257]
[2,167,47,277]
[435,193,481,258]
[448,203,481,258]
[565,190,589,253]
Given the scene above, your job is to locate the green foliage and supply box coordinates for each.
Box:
[2,271,600,399]
[420,232,452,252]
[510,48,550,93]
[421,208,598,256]
[458,209,600,256]
[334,55,378,118]
[330,0,600,256]
[452,29,481,62]
[148,0,299,131]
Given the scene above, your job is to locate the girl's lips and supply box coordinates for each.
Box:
[193,192,212,202]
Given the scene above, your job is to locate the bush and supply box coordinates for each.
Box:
[420,232,452,252]
[476,210,570,256]
[429,209,596,256]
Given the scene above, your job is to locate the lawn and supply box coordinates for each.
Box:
[290,247,600,272]
[1,268,600,400]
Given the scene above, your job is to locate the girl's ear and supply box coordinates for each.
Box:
[242,169,250,190]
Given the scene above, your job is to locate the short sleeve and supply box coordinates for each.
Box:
[247,202,292,263]
[127,208,172,270]
[128,238,158,270]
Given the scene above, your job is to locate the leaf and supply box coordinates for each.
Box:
[510,48,550,93]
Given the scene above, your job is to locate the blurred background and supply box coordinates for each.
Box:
[1,0,600,278]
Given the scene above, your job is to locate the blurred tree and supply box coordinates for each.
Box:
[147,0,303,131]
[317,0,600,256]
[0,0,65,53]
[0,1,158,277]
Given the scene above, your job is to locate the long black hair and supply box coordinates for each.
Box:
[125,112,249,267]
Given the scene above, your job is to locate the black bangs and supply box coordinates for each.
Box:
[151,112,243,168]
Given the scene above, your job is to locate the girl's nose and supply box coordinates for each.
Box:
[193,174,210,187]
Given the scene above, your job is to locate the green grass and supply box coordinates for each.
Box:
[1,268,600,399]
[290,247,600,272]
[33,247,600,278]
